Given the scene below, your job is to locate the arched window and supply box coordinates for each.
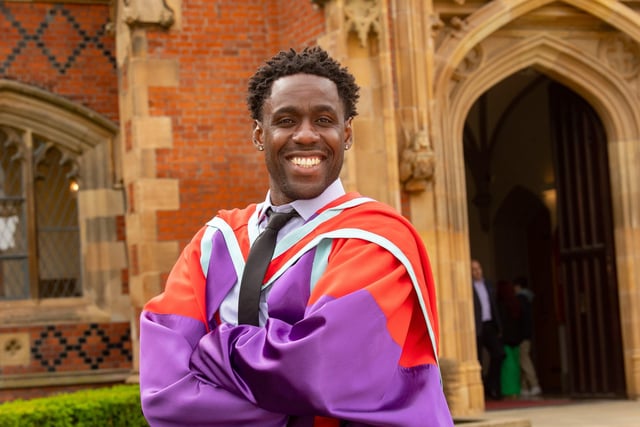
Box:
[1,127,82,299]
[0,80,125,322]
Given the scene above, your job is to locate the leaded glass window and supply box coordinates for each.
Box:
[0,127,82,300]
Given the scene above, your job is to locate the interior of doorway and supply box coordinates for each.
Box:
[464,62,628,404]
[464,68,569,398]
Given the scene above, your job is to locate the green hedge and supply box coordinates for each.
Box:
[0,384,148,427]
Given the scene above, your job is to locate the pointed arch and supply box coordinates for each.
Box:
[439,4,640,399]
[0,79,126,323]
[0,79,117,154]
[435,0,640,90]
[449,34,640,142]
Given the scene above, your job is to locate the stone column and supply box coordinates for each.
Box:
[392,0,483,416]
[115,0,181,378]
[609,136,640,399]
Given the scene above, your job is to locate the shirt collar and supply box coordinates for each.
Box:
[258,178,346,223]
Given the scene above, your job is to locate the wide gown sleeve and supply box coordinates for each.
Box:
[190,235,453,427]
[139,227,288,427]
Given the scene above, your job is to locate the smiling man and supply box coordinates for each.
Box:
[258,72,350,204]
[139,47,453,427]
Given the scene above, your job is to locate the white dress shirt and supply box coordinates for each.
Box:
[473,279,492,322]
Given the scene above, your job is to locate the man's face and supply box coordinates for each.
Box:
[471,261,483,281]
[254,73,353,206]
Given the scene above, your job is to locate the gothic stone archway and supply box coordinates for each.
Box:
[434,0,640,406]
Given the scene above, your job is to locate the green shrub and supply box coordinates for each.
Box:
[0,384,148,427]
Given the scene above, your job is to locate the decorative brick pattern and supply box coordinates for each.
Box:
[0,1,118,122]
[0,323,132,376]
[0,3,115,75]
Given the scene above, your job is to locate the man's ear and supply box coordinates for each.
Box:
[344,117,354,150]
[253,120,264,151]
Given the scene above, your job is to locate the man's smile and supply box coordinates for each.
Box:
[289,156,322,168]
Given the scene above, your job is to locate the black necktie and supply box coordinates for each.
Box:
[238,210,297,326]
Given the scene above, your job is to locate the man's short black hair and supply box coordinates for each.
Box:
[247,46,360,121]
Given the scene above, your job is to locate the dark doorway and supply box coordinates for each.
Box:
[464,69,626,399]
[493,186,562,393]
[548,83,626,397]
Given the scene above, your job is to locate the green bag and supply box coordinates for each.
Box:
[500,345,521,397]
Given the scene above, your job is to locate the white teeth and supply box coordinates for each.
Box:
[291,157,321,168]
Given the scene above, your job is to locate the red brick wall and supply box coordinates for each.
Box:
[0,323,132,376]
[0,2,118,122]
[0,2,123,399]
[1,0,326,249]
[0,322,132,402]
[153,1,325,246]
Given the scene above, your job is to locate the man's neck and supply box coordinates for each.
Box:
[264,179,346,222]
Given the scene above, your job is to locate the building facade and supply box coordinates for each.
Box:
[1,0,639,418]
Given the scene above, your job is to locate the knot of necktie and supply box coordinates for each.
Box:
[264,210,298,232]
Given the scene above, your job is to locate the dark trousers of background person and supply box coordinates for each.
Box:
[477,320,505,399]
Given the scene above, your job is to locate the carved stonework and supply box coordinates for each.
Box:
[449,16,470,37]
[344,0,381,48]
[433,14,471,50]
[598,34,640,80]
[0,333,30,367]
[399,130,435,193]
[452,44,483,81]
[1,127,26,165]
[430,13,445,39]
[123,0,174,28]
[33,140,80,183]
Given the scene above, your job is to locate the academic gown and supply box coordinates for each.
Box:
[139,193,453,427]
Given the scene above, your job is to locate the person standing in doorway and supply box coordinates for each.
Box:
[513,276,542,397]
[496,279,523,398]
[472,259,505,400]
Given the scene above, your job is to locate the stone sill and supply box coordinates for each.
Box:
[0,369,131,389]
[455,418,531,427]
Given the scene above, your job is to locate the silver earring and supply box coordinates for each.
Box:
[257,145,264,151]
[345,144,350,150]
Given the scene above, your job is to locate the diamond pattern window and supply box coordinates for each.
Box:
[0,127,82,300]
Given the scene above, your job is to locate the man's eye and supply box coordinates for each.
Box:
[275,118,295,125]
[317,117,333,124]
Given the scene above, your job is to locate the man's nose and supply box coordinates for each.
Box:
[292,120,319,143]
